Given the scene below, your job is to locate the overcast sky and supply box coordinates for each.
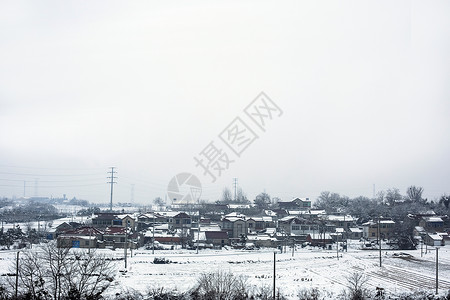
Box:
[1,1,449,205]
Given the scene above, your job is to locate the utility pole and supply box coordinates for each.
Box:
[15,251,19,299]
[436,247,439,295]
[233,178,238,201]
[107,167,117,211]
[152,212,155,255]
[196,212,201,254]
[378,217,382,267]
[124,222,128,269]
[273,251,276,300]
[336,233,339,260]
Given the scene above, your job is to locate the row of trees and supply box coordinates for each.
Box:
[314,186,450,222]
[1,243,115,300]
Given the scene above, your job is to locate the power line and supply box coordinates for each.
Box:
[0,171,104,177]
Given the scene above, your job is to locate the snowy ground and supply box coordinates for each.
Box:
[110,243,450,298]
[0,242,449,298]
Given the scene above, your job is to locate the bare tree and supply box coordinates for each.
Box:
[65,250,116,299]
[153,197,165,209]
[221,187,233,204]
[439,194,450,209]
[254,192,271,210]
[192,270,249,300]
[385,188,402,206]
[12,242,116,300]
[236,188,250,204]
[406,186,424,203]
[344,272,369,300]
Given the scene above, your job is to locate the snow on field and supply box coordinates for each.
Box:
[1,243,449,299]
[113,242,450,298]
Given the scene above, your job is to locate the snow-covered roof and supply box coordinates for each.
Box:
[247,234,276,241]
[423,217,443,222]
[279,197,310,203]
[264,210,278,217]
[349,228,363,233]
[427,233,443,241]
[414,226,426,233]
[327,215,355,222]
[225,212,246,218]
[248,216,273,222]
[223,217,245,222]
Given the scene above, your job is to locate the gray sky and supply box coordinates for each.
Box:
[1,1,449,204]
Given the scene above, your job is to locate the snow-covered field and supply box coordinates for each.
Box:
[1,239,449,298]
[113,244,450,298]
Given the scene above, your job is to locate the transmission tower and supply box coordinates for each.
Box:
[107,167,117,211]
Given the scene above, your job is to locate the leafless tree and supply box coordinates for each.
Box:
[11,242,115,300]
[344,272,369,300]
[192,270,249,300]
[406,186,424,203]
[221,187,233,204]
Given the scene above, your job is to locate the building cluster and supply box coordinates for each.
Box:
[51,197,450,250]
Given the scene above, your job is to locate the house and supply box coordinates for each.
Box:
[205,231,230,248]
[425,233,444,246]
[143,224,179,246]
[278,197,311,210]
[102,226,136,249]
[278,216,320,236]
[419,217,444,233]
[158,211,192,230]
[306,233,333,247]
[136,212,166,231]
[348,228,363,240]
[323,215,355,231]
[92,213,136,230]
[246,234,277,248]
[247,216,275,233]
[362,219,396,240]
[221,216,247,239]
[48,221,82,240]
[57,226,103,249]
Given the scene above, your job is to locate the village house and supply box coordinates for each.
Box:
[247,216,275,233]
[278,216,320,236]
[348,227,364,240]
[57,226,103,249]
[158,211,192,230]
[419,216,445,233]
[221,214,247,240]
[136,212,166,231]
[92,213,136,230]
[205,231,230,248]
[322,215,355,231]
[362,219,396,240]
[102,226,136,249]
[278,197,312,210]
[306,233,333,247]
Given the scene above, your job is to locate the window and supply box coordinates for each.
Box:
[249,223,253,228]
[371,232,375,237]
[301,226,309,231]
[292,225,300,231]
[85,240,90,246]
[176,219,180,224]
